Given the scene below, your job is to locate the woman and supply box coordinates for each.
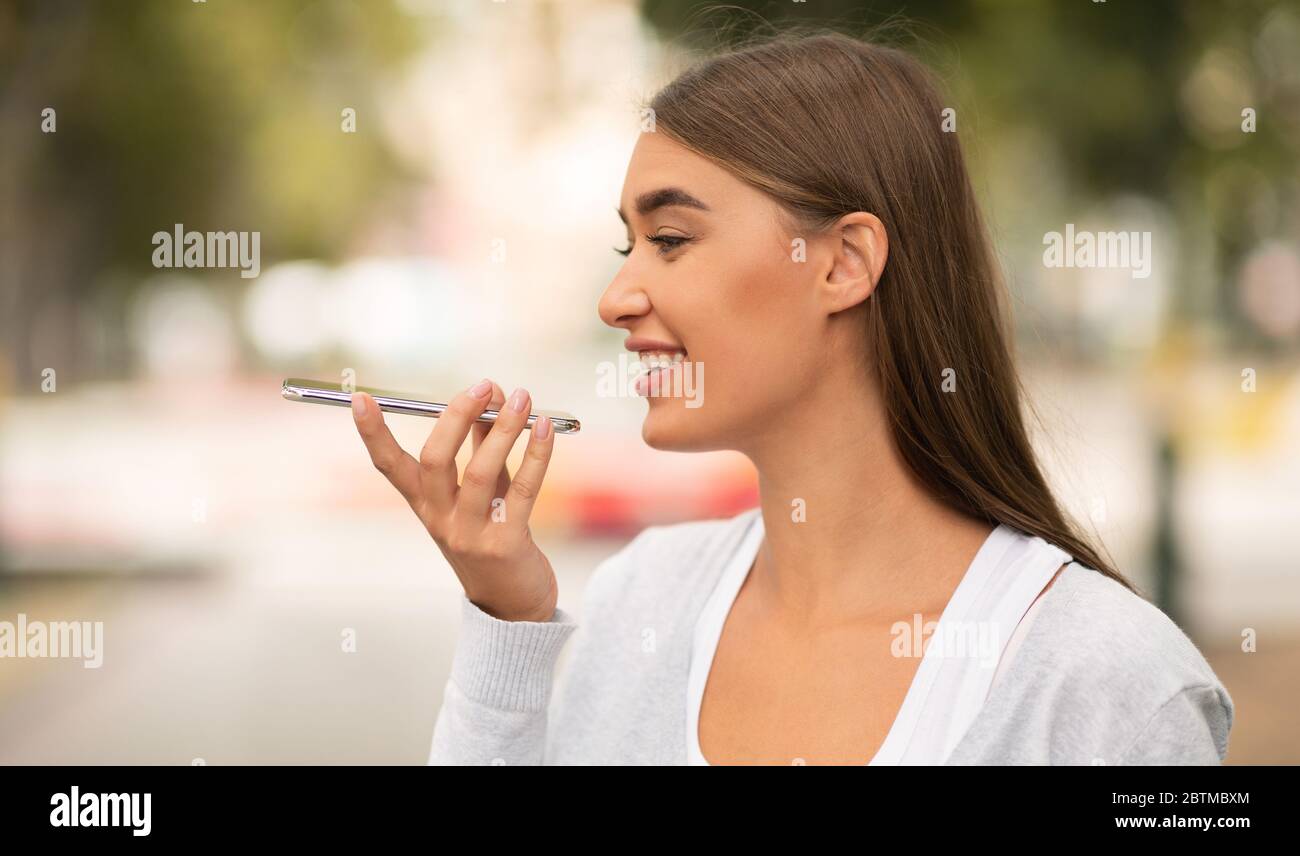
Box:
[350,31,1233,765]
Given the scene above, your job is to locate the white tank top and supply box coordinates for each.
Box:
[686,510,1073,765]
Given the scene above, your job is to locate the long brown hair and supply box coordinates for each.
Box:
[648,26,1134,592]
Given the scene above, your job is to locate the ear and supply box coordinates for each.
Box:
[818,211,889,313]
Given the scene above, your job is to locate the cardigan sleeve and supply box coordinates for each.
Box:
[426,595,579,765]
[1116,684,1234,765]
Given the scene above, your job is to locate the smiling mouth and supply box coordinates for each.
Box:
[636,349,688,374]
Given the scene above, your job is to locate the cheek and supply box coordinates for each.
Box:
[683,246,820,408]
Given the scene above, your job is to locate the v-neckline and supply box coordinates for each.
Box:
[686,508,1014,766]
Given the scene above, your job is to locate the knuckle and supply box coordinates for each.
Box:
[510,477,539,502]
[461,466,494,490]
[447,534,503,561]
[443,533,472,556]
[418,448,445,474]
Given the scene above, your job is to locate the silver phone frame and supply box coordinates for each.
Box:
[281,378,581,434]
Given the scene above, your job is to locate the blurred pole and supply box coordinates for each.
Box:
[1152,430,1182,627]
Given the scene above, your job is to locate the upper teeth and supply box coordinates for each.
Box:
[639,350,686,370]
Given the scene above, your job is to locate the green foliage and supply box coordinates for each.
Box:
[4,0,422,278]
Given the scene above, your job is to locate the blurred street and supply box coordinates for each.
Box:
[2,0,1298,765]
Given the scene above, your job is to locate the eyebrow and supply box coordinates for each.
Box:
[616,187,711,224]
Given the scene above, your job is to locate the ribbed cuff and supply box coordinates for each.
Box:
[449,595,579,712]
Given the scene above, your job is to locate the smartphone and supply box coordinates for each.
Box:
[281,378,581,434]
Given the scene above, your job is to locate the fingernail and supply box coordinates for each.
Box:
[468,378,492,398]
[508,388,529,413]
[535,415,551,439]
[352,393,368,417]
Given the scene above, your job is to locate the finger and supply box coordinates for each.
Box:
[419,378,495,516]
[471,381,512,499]
[470,381,505,450]
[351,392,422,510]
[505,414,555,525]
[460,387,531,521]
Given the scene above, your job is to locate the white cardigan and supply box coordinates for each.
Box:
[429,507,1233,765]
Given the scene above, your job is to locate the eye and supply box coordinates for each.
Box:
[613,234,692,258]
[647,233,690,255]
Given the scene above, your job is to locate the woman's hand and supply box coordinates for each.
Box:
[350,378,559,622]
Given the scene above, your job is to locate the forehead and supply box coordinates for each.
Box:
[619,131,735,211]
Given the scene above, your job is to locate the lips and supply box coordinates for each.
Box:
[624,336,686,355]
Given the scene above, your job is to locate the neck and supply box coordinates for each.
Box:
[739,353,994,626]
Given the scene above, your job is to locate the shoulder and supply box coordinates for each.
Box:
[581,506,761,622]
[994,561,1235,761]
[1034,563,1226,693]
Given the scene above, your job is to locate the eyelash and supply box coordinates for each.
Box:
[614,234,691,257]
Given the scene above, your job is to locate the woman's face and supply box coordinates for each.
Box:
[599,130,840,454]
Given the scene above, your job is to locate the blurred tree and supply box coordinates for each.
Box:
[0,0,422,385]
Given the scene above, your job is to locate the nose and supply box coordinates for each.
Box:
[597,265,652,332]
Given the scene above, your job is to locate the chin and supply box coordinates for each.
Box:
[639,400,718,452]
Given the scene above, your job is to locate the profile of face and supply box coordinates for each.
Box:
[598,130,887,455]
